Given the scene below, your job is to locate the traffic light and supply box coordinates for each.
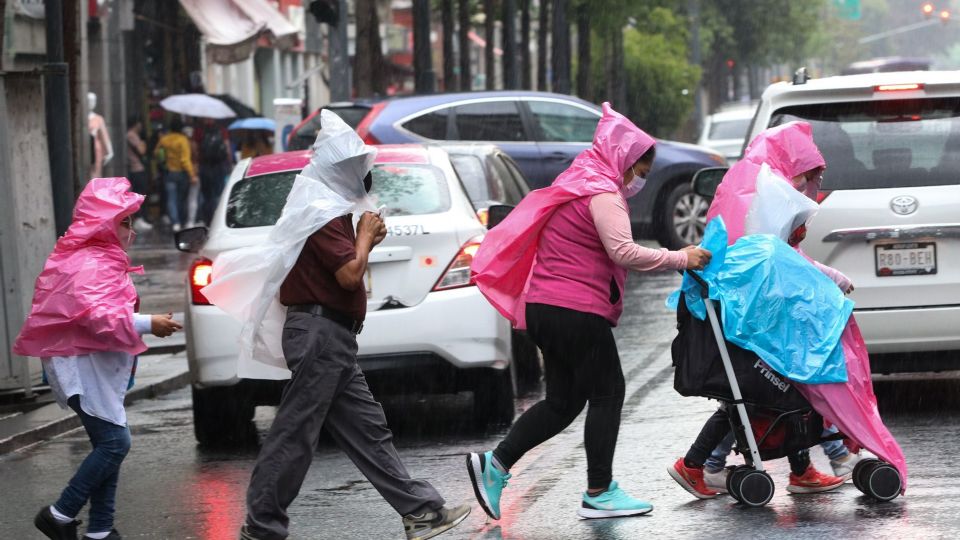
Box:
[922,2,935,17]
[941,9,951,23]
[309,0,339,26]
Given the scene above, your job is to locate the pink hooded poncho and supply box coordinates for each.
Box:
[706,122,907,490]
[13,177,147,358]
[471,103,655,329]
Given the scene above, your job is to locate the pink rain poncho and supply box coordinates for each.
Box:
[471,103,655,329]
[13,177,147,358]
[707,122,907,490]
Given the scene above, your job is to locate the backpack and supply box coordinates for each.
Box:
[200,129,227,164]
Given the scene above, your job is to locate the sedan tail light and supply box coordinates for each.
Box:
[432,238,483,291]
[190,257,213,305]
[356,102,387,145]
[816,190,832,204]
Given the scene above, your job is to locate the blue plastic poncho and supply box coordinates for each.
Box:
[668,218,852,384]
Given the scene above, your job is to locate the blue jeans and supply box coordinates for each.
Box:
[54,396,131,533]
[164,171,189,226]
[704,425,847,473]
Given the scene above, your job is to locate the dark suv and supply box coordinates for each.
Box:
[289,91,726,248]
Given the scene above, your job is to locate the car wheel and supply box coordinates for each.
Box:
[472,367,516,427]
[658,180,709,249]
[511,329,542,389]
[191,385,257,446]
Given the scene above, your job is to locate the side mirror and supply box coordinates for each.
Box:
[487,204,514,230]
[175,226,208,253]
[691,167,728,199]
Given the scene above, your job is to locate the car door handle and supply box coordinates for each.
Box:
[545,152,569,161]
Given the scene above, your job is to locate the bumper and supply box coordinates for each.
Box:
[186,286,510,386]
[855,305,960,355]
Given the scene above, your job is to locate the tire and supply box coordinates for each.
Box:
[472,366,516,427]
[737,470,775,508]
[191,385,257,446]
[727,465,751,503]
[511,329,543,389]
[853,457,880,493]
[658,180,709,250]
[857,460,901,502]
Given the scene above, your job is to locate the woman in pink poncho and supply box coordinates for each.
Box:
[466,103,711,521]
[14,178,182,540]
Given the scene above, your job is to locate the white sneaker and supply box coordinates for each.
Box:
[703,468,730,494]
[172,223,182,233]
[133,217,153,233]
[830,452,861,481]
[184,221,196,229]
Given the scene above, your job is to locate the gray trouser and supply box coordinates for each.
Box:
[245,311,445,539]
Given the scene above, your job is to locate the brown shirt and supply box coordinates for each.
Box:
[279,215,367,321]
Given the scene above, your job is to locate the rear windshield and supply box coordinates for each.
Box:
[226,165,451,228]
[449,154,497,202]
[709,118,751,140]
[770,97,960,190]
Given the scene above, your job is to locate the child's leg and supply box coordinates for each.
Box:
[684,407,731,468]
[787,449,811,476]
[819,425,849,461]
[704,431,736,473]
[54,397,131,531]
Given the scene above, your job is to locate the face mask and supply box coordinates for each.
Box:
[621,164,647,198]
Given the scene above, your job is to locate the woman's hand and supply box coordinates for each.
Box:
[151,313,183,337]
[682,246,712,271]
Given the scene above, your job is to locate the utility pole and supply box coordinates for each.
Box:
[458,0,472,91]
[484,0,495,90]
[329,0,350,101]
[537,0,550,90]
[442,0,455,90]
[502,0,518,89]
[413,0,436,93]
[44,0,76,235]
[688,0,703,132]
[520,0,532,89]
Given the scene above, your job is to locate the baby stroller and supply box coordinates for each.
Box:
[671,271,903,507]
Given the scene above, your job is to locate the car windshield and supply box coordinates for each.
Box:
[771,97,960,190]
[226,164,452,228]
[709,118,751,140]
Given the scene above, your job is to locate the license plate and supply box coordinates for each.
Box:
[875,242,937,277]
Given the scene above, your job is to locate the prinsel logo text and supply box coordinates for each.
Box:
[754,359,791,393]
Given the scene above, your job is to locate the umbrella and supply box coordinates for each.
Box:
[160,94,236,119]
[212,94,258,118]
[228,117,276,131]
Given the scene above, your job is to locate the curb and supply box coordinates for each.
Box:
[0,367,191,455]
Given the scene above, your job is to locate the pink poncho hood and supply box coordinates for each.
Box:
[13,177,147,358]
[471,103,655,328]
[707,121,825,244]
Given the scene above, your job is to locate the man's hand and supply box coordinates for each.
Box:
[358,212,387,248]
[151,313,183,337]
[682,246,712,271]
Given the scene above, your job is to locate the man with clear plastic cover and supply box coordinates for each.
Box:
[203,111,469,540]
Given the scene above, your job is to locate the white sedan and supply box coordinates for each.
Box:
[177,145,518,444]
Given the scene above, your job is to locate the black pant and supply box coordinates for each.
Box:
[199,163,227,225]
[494,303,625,489]
[685,406,809,475]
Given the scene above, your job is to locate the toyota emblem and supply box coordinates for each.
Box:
[890,195,918,215]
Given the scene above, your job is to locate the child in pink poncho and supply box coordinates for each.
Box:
[14,178,182,540]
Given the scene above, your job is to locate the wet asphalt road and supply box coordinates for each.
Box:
[3,270,960,539]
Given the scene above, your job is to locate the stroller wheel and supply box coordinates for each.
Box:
[727,465,751,503]
[737,470,775,508]
[853,458,880,493]
[856,461,901,502]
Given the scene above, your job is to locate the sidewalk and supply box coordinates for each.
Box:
[0,348,190,455]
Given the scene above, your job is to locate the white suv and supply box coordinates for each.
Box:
[744,70,960,372]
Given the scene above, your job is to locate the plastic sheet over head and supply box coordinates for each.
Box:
[201,110,377,379]
[743,163,819,242]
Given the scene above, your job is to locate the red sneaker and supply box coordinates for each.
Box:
[787,465,845,494]
[668,458,719,499]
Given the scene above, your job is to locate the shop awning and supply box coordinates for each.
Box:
[179,0,299,65]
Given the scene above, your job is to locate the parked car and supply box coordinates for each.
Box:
[177,144,530,444]
[696,70,960,372]
[289,91,727,249]
[287,99,381,151]
[698,103,756,163]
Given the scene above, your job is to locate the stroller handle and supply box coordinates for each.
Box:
[677,269,711,299]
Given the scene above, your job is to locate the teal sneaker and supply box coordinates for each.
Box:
[466,451,511,519]
[577,481,653,519]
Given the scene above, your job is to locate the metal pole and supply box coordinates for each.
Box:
[328,0,350,101]
[550,0,570,95]
[502,0,517,89]
[44,0,76,236]
[413,0,436,93]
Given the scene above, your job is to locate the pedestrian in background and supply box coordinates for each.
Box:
[125,115,152,233]
[468,103,711,520]
[197,118,232,226]
[13,178,182,540]
[154,117,196,232]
